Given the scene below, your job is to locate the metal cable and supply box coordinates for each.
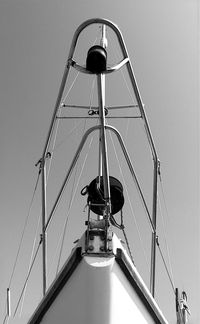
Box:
[19,210,41,316]
[122,228,135,265]
[3,314,8,324]
[55,127,96,274]
[52,77,97,276]
[157,193,175,290]
[46,72,80,179]
[7,170,41,290]
[13,239,42,317]
[108,128,150,270]
[55,159,79,275]
[158,168,175,291]
[120,210,135,265]
[156,237,176,294]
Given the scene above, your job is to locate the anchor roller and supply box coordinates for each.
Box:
[81,176,124,215]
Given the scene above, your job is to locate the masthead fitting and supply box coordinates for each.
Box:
[86,45,107,74]
[83,176,124,216]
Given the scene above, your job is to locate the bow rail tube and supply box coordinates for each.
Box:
[39,18,159,297]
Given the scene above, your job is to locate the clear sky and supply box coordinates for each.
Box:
[0,0,199,323]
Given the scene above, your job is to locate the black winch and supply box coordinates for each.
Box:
[81,176,124,215]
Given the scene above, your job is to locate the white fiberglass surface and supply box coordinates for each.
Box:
[39,255,159,323]
[110,262,154,323]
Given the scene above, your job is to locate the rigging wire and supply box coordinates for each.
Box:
[120,210,135,265]
[4,28,101,320]
[46,71,80,178]
[13,237,42,317]
[156,236,175,293]
[7,170,41,290]
[51,120,83,153]
[46,75,96,277]
[55,123,83,275]
[4,71,81,320]
[157,193,175,291]
[56,135,94,274]
[158,165,175,291]
[55,77,96,274]
[19,210,42,317]
[107,128,150,271]
[3,167,41,322]
[109,39,139,141]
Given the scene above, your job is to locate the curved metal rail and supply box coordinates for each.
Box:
[40,18,159,297]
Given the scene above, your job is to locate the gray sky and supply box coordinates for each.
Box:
[0,0,199,323]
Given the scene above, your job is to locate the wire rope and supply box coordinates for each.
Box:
[56,135,94,274]
[46,72,80,180]
[157,193,175,291]
[3,315,8,324]
[3,169,41,321]
[120,209,135,265]
[51,120,83,153]
[55,141,80,275]
[108,128,150,271]
[51,75,95,155]
[158,169,175,291]
[7,170,41,290]
[47,75,96,277]
[121,227,135,264]
[13,238,42,317]
[4,70,81,321]
[4,28,100,321]
[109,39,139,142]
[19,210,42,317]
[156,237,175,293]
[55,77,96,274]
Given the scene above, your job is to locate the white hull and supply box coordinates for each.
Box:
[28,235,168,324]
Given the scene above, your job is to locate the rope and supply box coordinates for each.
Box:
[13,238,42,317]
